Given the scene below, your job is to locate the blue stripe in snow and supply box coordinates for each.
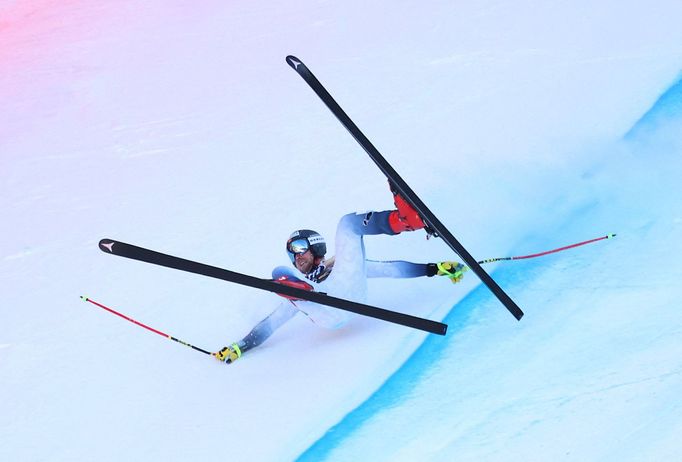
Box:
[295,275,503,461]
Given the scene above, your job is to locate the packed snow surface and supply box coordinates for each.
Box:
[2,1,681,461]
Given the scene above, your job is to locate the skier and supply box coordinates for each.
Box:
[215,186,467,364]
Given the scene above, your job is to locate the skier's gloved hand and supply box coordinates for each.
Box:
[214,343,242,364]
[436,261,468,283]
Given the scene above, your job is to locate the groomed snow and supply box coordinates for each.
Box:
[1,1,681,461]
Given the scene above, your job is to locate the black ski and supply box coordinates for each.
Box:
[286,55,524,321]
[99,239,447,335]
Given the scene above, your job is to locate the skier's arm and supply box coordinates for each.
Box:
[216,300,299,363]
[365,260,467,283]
[238,300,299,352]
[365,260,434,278]
[215,267,309,364]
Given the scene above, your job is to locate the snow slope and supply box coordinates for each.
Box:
[300,80,682,461]
[1,1,681,461]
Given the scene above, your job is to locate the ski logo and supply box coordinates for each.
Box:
[100,241,115,253]
[286,55,302,70]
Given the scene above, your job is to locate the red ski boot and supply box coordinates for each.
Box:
[388,182,426,233]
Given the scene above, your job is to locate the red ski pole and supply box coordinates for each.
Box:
[477,233,616,265]
[81,296,215,357]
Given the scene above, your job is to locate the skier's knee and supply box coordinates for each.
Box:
[272,266,297,280]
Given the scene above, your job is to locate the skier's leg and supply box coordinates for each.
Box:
[298,202,426,329]
[329,187,428,237]
[325,213,371,300]
[271,266,299,280]
[387,183,427,233]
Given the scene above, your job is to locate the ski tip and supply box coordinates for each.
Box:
[99,239,115,253]
[607,233,617,239]
[285,55,303,70]
[80,295,89,302]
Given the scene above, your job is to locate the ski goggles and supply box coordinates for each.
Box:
[287,238,310,255]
